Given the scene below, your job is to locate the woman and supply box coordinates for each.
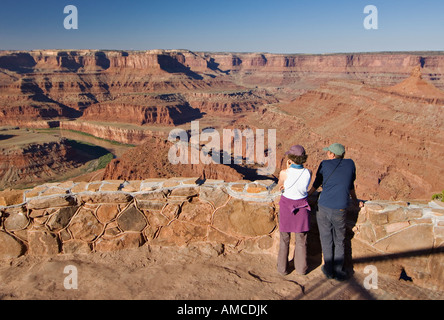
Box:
[277,145,312,275]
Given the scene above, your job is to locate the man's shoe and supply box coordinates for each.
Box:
[321,265,334,279]
[334,270,349,281]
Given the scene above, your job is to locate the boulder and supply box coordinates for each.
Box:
[68,208,103,242]
[94,232,144,252]
[169,186,199,199]
[179,198,213,225]
[63,239,92,254]
[199,186,230,208]
[46,206,79,231]
[0,231,25,259]
[153,220,207,246]
[28,230,59,256]
[374,224,434,253]
[213,198,276,237]
[96,204,120,223]
[4,211,29,231]
[77,192,132,204]
[117,203,147,232]
[0,189,24,206]
[27,195,77,210]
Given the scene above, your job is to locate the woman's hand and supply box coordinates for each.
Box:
[277,169,287,193]
[286,159,292,169]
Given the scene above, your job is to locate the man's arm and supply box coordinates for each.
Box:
[308,162,323,196]
[349,187,364,208]
[349,162,363,207]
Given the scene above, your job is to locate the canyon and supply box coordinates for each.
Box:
[1,49,444,200]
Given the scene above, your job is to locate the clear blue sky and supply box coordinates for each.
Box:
[0,0,443,53]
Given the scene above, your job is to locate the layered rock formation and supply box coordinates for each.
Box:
[384,65,444,103]
[2,50,444,126]
[1,50,444,200]
[0,127,114,190]
[102,136,245,182]
[59,121,161,145]
[0,137,80,190]
[260,71,444,200]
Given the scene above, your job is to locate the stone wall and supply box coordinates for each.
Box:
[353,199,444,289]
[1,178,443,288]
[0,178,281,259]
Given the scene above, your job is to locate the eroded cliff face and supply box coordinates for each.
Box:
[2,50,444,126]
[272,72,444,200]
[1,50,444,200]
[0,138,80,189]
[102,136,245,182]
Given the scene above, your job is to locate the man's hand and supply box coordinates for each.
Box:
[307,186,316,197]
[350,188,364,208]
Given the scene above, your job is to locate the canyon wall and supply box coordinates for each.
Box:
[0,178,443,290]
[5,50,441,75]
[0,138,82,190]
[2,50,444,125]
[1,50,444,201]
[59,121,163,145]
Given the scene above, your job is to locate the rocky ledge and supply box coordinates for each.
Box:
[0,178,443,290]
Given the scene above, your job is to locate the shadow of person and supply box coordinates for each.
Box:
[304,193,362,276]
[306,193,323,273]
[344,202,362,276]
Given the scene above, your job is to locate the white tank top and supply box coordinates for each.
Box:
[282,167,311,200]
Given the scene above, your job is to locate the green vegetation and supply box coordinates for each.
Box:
[65,129,136,147]
[432,190,444,202]
[35,128,136,147]
[97,152,114,170]
[64,139,114,165]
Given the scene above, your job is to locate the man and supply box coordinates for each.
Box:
[308,143,363,281]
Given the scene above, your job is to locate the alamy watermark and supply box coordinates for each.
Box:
[167,121,277,175]
[63,4,378,31]
[64,5,78,30]
[63,4,379,31]
[363,265,378,290]
[63,265,78,290]
[364,5,378,30]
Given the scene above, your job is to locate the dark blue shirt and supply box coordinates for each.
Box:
[312,158,356,209]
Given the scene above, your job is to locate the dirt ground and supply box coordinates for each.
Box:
[0,243,442,301]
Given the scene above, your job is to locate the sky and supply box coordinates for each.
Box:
[0,0,443,54]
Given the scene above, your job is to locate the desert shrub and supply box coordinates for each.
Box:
[432,190,444,202]
[97,153,114,170]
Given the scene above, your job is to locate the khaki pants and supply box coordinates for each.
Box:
[277,232,308,275]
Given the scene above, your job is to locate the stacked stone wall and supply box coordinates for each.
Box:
[353,199,444,289]
[0,178,281,259]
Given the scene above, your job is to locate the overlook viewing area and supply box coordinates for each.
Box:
[0,177,443,300]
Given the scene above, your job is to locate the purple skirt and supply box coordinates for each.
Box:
[278,196,311,233]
